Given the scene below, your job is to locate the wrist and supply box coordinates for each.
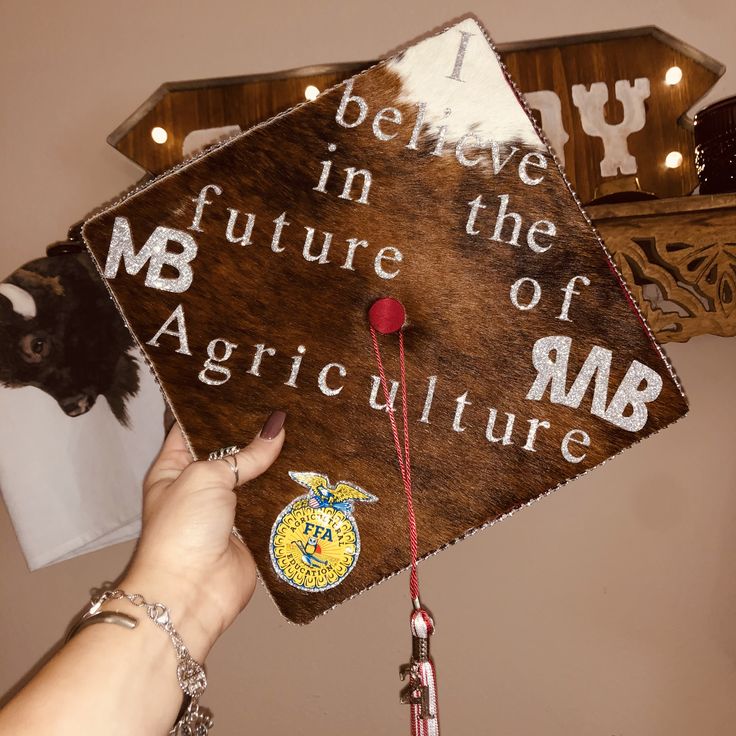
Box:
[72,585,213,735]
[116,567,222,662]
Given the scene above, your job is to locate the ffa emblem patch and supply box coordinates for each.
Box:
[270,472,378,592]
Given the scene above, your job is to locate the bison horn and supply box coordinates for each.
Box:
[0,282,37,319]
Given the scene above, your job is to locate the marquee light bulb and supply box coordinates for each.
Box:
[665,66,683,85]
[151,126,168,144]
[304,85,320,101]
[665,151,683,168]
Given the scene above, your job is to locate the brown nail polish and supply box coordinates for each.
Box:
[260,410,286,440]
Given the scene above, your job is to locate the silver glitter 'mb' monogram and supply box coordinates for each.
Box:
[526,335,663,433]
[104,215,198,293]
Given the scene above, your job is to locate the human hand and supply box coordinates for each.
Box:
[117,411,286,660]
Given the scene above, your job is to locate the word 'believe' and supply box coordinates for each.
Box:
[335,77,551,184]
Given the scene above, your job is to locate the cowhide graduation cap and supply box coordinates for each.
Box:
[82,16,687,725]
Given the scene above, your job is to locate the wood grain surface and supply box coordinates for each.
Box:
[111,27,723,205]
[589,193,736,342]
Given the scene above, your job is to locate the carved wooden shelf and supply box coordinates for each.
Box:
[588,193,736,342]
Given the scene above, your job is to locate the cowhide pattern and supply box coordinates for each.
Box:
[82,17,688,623]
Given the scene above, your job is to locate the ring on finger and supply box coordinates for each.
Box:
[219,455,239,486]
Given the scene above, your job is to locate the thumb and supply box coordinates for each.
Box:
[181,410,287,492]
[230,410,287,486]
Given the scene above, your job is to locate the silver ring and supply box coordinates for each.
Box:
[220,455,239,485]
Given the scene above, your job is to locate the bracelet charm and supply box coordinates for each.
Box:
[70,586,213,734]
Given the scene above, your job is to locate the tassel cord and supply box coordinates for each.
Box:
[369,325,420,604]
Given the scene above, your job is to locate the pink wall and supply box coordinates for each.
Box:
[2,1,736,733]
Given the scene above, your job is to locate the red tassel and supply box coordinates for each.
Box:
[368,299,441,736]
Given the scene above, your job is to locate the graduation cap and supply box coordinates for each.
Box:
[82,17,688,634]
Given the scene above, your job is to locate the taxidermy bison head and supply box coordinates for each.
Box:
[0,252,139,425]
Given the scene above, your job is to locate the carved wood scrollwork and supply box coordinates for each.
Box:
[589,193,736,342]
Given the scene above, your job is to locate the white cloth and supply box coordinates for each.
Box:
[0,351,164,570]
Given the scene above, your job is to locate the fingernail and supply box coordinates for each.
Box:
[260,410,286,440]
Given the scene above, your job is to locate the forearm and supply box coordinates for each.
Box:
[0,574,214,736]
[0,419,283,735]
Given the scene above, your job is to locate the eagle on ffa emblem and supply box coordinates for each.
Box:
[270,472,378,592]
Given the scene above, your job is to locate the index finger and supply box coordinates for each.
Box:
[144,422,195,491]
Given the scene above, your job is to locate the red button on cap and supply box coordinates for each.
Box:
[368,297,406,334]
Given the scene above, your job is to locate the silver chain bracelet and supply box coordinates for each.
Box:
[72,587,213,735]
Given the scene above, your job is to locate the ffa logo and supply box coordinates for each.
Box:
[270,471,378,593]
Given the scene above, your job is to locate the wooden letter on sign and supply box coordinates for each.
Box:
[83,17,688,624]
